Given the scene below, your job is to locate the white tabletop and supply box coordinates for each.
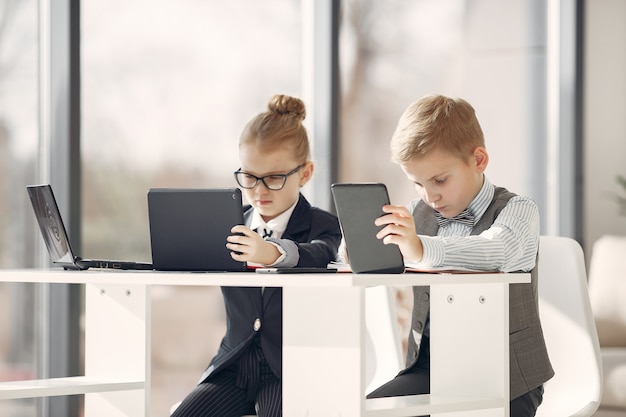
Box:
[0,268,530,287]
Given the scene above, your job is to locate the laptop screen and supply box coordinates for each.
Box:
[26,184,76,266]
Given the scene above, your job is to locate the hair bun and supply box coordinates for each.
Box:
[268,94,306,121]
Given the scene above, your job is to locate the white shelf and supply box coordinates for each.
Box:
[0,376,143,400]
[365,394,503,416]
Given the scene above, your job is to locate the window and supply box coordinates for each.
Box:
[0,1,40,415]
[339,0,550,221]
[80,1,301,414]
[339,0,552,357]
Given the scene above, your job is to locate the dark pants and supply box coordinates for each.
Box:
[366,336,544,417]
[171,344,281,417]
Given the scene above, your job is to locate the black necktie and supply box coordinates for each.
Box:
[262,228,273,238]
[434,208,475,227]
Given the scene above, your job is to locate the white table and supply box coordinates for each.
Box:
[0,269,528,416]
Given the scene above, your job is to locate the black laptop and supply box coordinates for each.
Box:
[331,183,405,273]
[147,188,249,272]
[27,184,153,270]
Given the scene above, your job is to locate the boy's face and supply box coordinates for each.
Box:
[238,144,312,222]
[401,146,488,218]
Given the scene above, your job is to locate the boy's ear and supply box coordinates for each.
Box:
[473,147,489,173]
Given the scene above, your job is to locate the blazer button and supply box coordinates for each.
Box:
[422,292,429,301]
[254,318,261,332]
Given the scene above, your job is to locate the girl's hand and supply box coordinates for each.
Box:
[226,225,281,266]
[374,204,424,262]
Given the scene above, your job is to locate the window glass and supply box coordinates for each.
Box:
[339,0,548,357]
[339,0,466,204]
[81,0,301,263]
[339,0,547,207]
[81,1,300,415]
[0,0,40,415]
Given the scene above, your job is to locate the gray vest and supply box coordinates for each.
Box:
[404,186,554,399]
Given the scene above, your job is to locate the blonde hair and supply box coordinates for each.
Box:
[239,94,310,163]
[390,94,485,164]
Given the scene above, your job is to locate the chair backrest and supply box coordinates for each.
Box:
[588,234,626,347]
[535,236,603,417]
[364,285,404,395]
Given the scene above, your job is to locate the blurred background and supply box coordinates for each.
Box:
[1,0,625,416]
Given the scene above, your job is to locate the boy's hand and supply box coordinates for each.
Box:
[227,225,281,266]
[374,204,424,262]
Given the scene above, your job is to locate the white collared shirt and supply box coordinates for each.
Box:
[248,200,298,267]
[249,200,298,239]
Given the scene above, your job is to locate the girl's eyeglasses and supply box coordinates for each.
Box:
[233,164,304,191]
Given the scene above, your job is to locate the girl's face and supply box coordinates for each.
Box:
[238,144,313,222]
[400,146,488,218]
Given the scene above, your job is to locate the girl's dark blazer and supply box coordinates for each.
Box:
[198,193,342,383]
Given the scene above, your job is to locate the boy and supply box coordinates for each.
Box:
[369,94,554,416]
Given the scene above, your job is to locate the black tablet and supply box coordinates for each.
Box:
[148,188,249,272]
[331,183,405,274]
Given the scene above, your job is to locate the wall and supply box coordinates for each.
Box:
[465,0,548,221]
[584,0,626,259]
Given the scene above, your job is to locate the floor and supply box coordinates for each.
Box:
[594,409,626,416]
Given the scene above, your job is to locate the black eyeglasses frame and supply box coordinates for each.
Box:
[233,164,305,191]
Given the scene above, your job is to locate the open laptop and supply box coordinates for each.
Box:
[147,188,249,272]
[331,183,405,273]
[27,184,153,270]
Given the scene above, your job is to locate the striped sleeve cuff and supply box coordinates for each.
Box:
[418,235,445,266]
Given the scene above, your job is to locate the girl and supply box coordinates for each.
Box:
[171,94,342,417]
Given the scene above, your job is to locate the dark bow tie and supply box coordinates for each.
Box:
[434,209,475,227]
[254,227,274,238]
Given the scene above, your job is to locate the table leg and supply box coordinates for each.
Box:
[282,285,365,417]
[83,284,150,417]
[430,282,509,417]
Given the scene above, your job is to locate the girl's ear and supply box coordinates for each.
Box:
[299,161,314,187]
[473,147,489,173]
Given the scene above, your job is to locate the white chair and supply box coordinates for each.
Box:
[588,235,626,413]
[364,236,604,416]
[535,236,603,417]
